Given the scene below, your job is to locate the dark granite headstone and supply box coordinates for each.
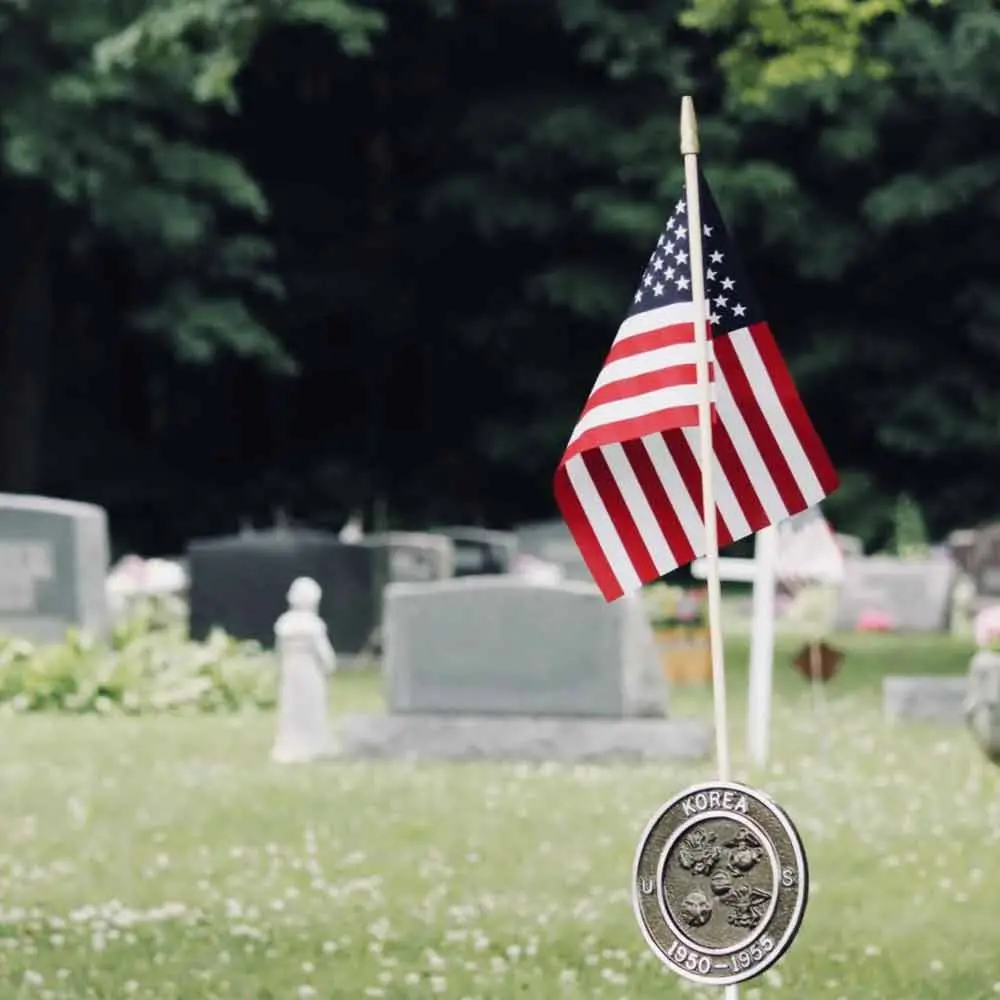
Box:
[430,527,516,576]
[834,556,955,633]
[0,493,109,642]
[187,528,378,654]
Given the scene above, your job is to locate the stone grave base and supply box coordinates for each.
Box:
[883,675,968,725]
[338,714,712,762]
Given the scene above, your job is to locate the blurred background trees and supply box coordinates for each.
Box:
[1,0,998,555]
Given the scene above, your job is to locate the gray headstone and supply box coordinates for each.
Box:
[834,556,955,632]
[515,519,590,581]
[360,532,454,583]
[383,577,666,717]
[835,534,864,557]
[187,528,379,654]
[971,523,1000,597]
[0,493,109,642]
[947,528,978,576]
[430,527,516,576]
[883,675,968,725]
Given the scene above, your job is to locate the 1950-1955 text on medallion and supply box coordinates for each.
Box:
[632,781,808,987]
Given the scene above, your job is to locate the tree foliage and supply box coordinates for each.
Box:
[0,0,384,492]
[681,0,945,102]
[3,0,1000,555]
[0,0,383,367]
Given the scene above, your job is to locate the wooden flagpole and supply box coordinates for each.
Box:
[681,94,738,1000]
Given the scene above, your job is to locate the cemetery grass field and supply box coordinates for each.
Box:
[5,633,1000,1000]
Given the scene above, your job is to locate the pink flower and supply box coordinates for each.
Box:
[974,606,1000,649]
[857,610,893,632]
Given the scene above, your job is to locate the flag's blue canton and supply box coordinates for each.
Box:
[628,178,763,336]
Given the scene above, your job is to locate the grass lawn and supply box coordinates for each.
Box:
[3,632,1000,1000]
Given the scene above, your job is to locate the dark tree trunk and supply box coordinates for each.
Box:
[0,183,53,494]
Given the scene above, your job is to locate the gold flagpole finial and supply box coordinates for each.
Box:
[680,95,700,156]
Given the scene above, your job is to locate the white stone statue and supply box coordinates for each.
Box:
[338,511,364,543]
[271,577,337,763]
[951,574,977,636]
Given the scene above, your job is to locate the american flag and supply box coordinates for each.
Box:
[554,169,839,601]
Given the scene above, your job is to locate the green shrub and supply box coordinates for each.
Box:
[0,597,277,715]
[890,492,930,559]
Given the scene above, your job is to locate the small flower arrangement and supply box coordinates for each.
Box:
[975,606,1000,651]
[981,629,1000,653]
[644,583,707,630]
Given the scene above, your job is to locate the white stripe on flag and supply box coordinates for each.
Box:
[592,342,704,391]
[614,301,697,342]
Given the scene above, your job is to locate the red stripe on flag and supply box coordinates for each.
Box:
[553,463,621,601]
[582,365,699,411]
[582,449,659,584]
[604,323,696,365]
[713,416,769,533]
[622,438,694,567]
[715,326,806,515]
[749,323,839,493]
